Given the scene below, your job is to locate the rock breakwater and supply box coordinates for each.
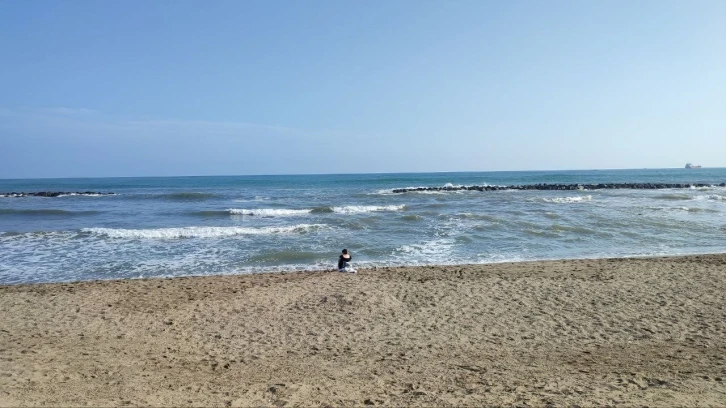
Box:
[392,182,726,193]
[0,192,116,198]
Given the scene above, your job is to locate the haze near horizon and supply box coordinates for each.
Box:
[1,0,724,179]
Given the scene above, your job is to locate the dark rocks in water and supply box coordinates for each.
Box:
[0,191,115,198]
[390,182,725,194]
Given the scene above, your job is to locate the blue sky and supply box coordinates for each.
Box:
[1,0,724,178]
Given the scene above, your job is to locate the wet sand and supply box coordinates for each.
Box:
[1,255,725,406]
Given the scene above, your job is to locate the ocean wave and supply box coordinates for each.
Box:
[649,206,720,214]
[693,194,726,201]
[442,182,463,188]
[331,205,407,214]
[224,205,407,216]
[187,209,311,217]
[394,238,457,265]
[541,195,592,204]
[524,229,561,238]
[454,213,502,222]
[0,230,72,240]
[676,207,720,213]
[310,206,335,214]
[228,208,312,216]
[247,250,325,264]
[0,209,100,216]
[654,193,692,201]
[81,224,327,239]
[550,224,601,235]
[411,190,451,195]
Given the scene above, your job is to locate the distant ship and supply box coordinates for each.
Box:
[685,163,702,169]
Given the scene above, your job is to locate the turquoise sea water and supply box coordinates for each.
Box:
[1,169,725,284]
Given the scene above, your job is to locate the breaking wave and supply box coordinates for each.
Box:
[674,207,720,213]
[220,205,407,217]
[331,205,407,214]
[655,193,726,202]
[82,224,327,239]
[695,194,726,201]
[541,195,592,204]
[228,208,312,216]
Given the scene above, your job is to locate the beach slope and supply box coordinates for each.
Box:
[1,255,725,406]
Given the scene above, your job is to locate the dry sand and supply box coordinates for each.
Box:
[1,255,725,407]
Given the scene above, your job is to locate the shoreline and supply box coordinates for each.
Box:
[5,251,726,287]
[2,254,725,406]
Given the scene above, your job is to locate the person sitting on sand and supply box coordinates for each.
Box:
[338,249,356,273]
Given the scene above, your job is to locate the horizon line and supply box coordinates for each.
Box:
[0,166,720,181]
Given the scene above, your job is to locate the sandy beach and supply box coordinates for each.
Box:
[1,255,725,407]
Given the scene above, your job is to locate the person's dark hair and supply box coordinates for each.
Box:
[342,249,348,254]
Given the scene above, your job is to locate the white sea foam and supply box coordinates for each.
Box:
[394,237,457,266]
[332,204,406,214]
[373,189,455,196]
[228,208,312,216]
[693,194,726,201]
[542,195,593,204]
[669,206,720,213]
[227,205,406,216]
[57,193,115,197]
[82,224,326,239]
[0,193,116,198]
[415,190,451,195]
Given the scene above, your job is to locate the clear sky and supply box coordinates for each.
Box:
[1,0,724,178]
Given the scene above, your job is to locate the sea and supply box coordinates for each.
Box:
[1,169,725,285]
